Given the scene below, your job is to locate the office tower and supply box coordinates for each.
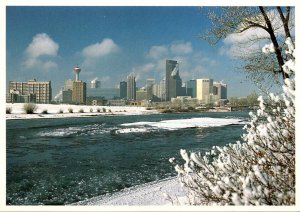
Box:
[152,84,160,99]
[165,60,182,100]
[91,79,100,88]
[213,82,227,100]
[127,75,136,100]
[159,79,166,100]
[220,83,227,99]
[146,78,155,100]
[64,79,74,91]
[120,81,127,99]
[72,81,87,104]
[186,80,196,98]
[72,66,86,104]
[62,90,72,104]
[196,79,213,104]
[7,79,52,104]
[136,88,147,101]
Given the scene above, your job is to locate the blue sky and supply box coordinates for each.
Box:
[6,6,261,97]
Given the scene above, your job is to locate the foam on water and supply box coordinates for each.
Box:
[38,123,111,137]
[114,128,150,134]
[37,118,246,137]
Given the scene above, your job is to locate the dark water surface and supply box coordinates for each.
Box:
[6,111,249,205]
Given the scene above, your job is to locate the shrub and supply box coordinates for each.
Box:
[23,103,37,114]
[6,107,12,114]
[41,109,48,114]
[68,108,73,113]
[160,109,173,113]
[58,109,63,114]
[79,108,84,113]
[108,109,112,113]
[90,108,93,113]
[102,108,106,113]
[97,108,101,113]
[171,38,295,205]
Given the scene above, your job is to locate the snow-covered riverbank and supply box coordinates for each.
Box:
[73,177,188,206]
[6,103,159,120]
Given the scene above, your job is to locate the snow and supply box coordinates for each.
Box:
[6,103,159,120]
[262,43,275,54]
[121,117,245,131]
[170,38,295,205]
[73,177,188,205]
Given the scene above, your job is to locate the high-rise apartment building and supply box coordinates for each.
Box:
[7,79,52,104]
[120,81,127,99]
[196,79,213,104]
[127,75,136,100]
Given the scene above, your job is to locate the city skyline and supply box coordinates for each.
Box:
[7,6,263,98]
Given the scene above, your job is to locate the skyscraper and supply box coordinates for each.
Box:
[91,79,100,88]
[165,60,182,100]
[165,60,177,101]
[146,78,155,100]
[127,75,136,100]
[71,66,86,104]
[186,80,196,98]
[64,79,74,91]
[152,84,160,100]
[120,81,127,99]
[196,79,213,104]
[213,82,227,100]
[72,81,86,104]
[160,79,166,101]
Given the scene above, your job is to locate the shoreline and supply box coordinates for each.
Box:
[73,177,188,206]
[6,103,160,120]
[6,103,244,120]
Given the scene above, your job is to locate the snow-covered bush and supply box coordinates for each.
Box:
[171,38,295,205]
[6,107,12,114]
[23,103,37,114]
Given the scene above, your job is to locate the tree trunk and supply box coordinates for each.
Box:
[276,7,293,40]
[259,6,289,79]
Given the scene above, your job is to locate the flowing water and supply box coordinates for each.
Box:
[6,111,249,205]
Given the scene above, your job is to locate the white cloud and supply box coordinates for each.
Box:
[25,33,59,58]
[43,61,58,71]
[130,63,156,81]
[130,42,218,86]
[219,9,295,58]
[170,41,193,55]
[24,33,59,71]
[82,38,120,59]
[100,76,111,82]
[147,45,168,59]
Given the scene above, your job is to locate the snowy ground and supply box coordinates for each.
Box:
[6,103,159,119]
[73,177,188,206]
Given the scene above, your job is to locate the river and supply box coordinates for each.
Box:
[6,111,249,205]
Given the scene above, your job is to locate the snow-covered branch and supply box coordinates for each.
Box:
[171,38,295,205]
